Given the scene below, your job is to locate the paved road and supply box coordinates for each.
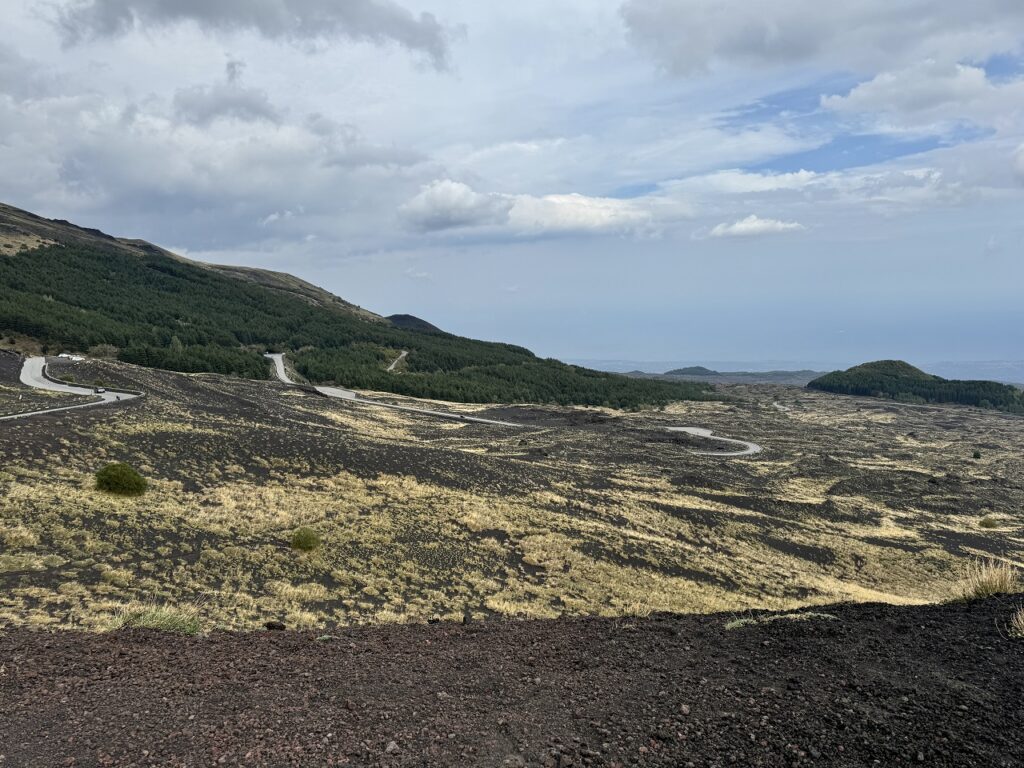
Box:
[267,352,763,454]
[666,426,763,457]
[264,353,522,427]
[3,354,764,457]
[387,350,408,372]
[0,357,140,422]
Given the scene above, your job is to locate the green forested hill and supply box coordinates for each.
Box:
[808,361,1024,413]
[0,205,712,408]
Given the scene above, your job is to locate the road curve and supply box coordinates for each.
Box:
[265,353,522,427]
[665,426,762,457]
[267,352,763,455]
[3,353,763,457]
[0,357,141,422]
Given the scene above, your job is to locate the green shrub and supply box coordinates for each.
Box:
[291,526,322,552]
[973,450,982,460]
[95,462,147,496]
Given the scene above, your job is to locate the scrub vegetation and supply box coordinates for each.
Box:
[809,360,1024,413]
[1,355,1022,631]
[94,463,148,497]
[0,202,714,409]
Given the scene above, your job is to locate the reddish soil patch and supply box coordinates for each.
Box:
[1,598,1022,767]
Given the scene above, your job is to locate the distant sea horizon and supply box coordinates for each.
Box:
[568,359,1024,386]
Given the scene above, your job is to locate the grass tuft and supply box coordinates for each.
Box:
[1009,606,1024,640]
[979,516,1001,529]
[108,603,202,635]
[955,559,1020,600]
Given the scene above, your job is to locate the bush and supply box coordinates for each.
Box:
[956,559,1020,600]
[109,603,202,635]
[979,516,1001,529]
[973,450,982,460]
[290,526,321,552]
[95,462,148,496]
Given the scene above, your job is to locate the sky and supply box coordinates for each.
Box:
[1,0,1023,369]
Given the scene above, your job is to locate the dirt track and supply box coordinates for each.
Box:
[2,597,1022,767]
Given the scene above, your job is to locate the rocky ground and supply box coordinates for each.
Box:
[1,597,1022,767]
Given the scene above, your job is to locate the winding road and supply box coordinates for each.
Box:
[666,426,762,457]
[0,357,140,422]
[3,353,763,456]
[267,353,763,455]
[264,353,522,427]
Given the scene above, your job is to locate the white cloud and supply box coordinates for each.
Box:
[822,61,1024,135]
[507,193,657,235]
[56,0,455,70]
[665,169,819,195]
[400,179,689,236]
[669,164,981,212]
[708,214,805,238]
[825,62,990,115]
[400,180,514,231]
[620,0,1024,76]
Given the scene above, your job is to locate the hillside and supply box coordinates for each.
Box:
[0,203,712,407]
[808,360,1024,412]
[665,365,718,375]
[628,367,825,386]
[387,313,443,333]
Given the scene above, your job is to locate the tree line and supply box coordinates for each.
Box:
[0,242,714,408]
[808,361,1024,413]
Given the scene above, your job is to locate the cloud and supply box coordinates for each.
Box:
[620,0,1024,76]
[57,0,454,70]
[509,193,662,235]
[400,180,514,231]
[0,43,62,101]
[173,62,281,126]
[822,61,1024,134]
[708,214,805,238]
[665,169,819,195]
[310,114,425,169]
[400,179,686,236]
[824,62,990,116]
[671,165,977,211]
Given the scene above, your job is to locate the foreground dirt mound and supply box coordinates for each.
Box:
[1,598,1022,767]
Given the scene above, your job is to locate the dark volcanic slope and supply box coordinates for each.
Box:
[2,598,1022,767]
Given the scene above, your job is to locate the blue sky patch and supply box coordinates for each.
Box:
[979,52,1024,83]
[751,133,955,174]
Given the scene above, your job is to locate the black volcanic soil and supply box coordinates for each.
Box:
[2,598,1022,768]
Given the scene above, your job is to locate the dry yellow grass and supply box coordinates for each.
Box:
[1009,606,1024,639]
[107,602,203,635]
[3,358,1024,630]
[956,559,1021,601]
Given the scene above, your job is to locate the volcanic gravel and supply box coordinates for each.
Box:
[2,598,1022,767]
